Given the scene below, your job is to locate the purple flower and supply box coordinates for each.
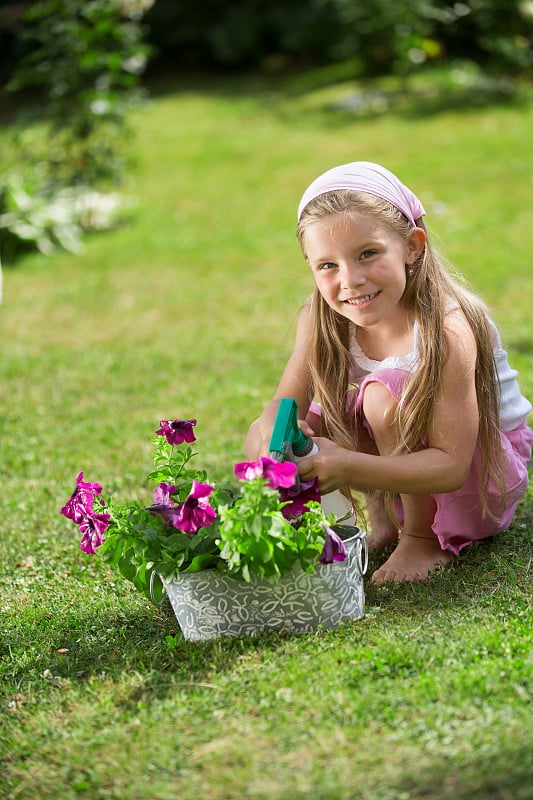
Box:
[156,418,197,445]
[174,480,217,534]
[279,478,321,520]
[79,511,110,554]
[146,482,181,526]
[61,472,103,524]
[147,503,182,527]
[234,457,297,490]
[319,527,347,564]
[152,482,177,506]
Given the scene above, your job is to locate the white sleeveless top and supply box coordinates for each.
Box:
[349,318,532,432]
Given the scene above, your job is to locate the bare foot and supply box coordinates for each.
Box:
[366,494,399,551]
[371,532,453,584]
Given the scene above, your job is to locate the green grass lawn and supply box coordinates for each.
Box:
[1,68,532,799]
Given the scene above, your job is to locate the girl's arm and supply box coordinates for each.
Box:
[244,300,315,458]
[298,311,481,495]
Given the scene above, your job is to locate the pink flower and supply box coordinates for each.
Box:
[79,511,110,554]
[234,457,297,489]
[156,419,197,445]
[61,472,103,524]
[174,480,217,534]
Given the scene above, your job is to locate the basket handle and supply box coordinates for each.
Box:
[149,570,167,606]
[357,533,369,577]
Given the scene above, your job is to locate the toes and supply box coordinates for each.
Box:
[371,563,430,584]
[371,566,398,585]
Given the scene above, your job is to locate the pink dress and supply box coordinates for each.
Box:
[347,318,533,554]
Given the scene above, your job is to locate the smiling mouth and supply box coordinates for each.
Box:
[344,291,380,306]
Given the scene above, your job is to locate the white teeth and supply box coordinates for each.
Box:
[345,291,378,306]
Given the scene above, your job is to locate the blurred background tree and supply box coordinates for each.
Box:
[6,0,153,184]
[141,0,533,76]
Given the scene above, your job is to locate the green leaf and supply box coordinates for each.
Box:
[118,557,136,581]
[183,554,219,573]
[253,536,274,564]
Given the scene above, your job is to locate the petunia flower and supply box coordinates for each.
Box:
[174,480,217,534]
[146,482,181,526]
[233,460,263,481]
[279,478,321,520]
[319,526,347,564]
[147,503,182,527]
[152,482,177,506]
[234,457,297,489]
[79,511,110,554]
[156,418,197,445]
[60,472,103,524]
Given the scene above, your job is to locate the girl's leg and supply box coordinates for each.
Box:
[361,380,453,584]
[365,493,400,550]
[310,400,397,540]
[244,418,263,459]
[353,414,399,549]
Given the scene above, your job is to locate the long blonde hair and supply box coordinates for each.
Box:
[297,190,506,517]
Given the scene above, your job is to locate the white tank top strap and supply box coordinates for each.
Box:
[349,321,419,381]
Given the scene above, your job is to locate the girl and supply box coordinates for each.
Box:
[245,161,533,584]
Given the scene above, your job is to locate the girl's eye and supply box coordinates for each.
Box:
[319,262,337,271]
[360,249,376,260]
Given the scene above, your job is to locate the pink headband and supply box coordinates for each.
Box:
[297,161,426,227]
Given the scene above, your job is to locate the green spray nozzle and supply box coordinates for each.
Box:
[268,398,314,462]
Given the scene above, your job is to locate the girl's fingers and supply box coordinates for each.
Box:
[297,420,316,437]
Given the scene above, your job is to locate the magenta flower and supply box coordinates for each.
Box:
[174,480,217,534]
[319,527,347,564]
[79,511,110,554]
[234,457,297,489]
[60,472,103,524]
[279,478,321,520]
[156,418,197,445]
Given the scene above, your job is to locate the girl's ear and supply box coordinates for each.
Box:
[406,227,426,262]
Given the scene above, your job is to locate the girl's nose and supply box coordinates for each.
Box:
[340,263,365,290]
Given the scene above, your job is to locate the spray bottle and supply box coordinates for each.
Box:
[268,397,355,524]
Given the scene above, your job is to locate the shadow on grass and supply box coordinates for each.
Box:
[383,739,533,800]
[142,64,529,121]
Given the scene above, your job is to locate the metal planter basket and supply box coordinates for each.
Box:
[158,526,368,641]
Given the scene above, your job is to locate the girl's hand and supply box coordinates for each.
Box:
[296,436,351,494]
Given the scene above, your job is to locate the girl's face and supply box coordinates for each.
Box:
[303,211,425,332]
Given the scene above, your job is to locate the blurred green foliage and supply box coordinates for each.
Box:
[142,0,533,76]
[6,0,152,185]
[0,0,152,259]
[2,0,532,83]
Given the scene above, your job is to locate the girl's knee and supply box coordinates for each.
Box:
[244,418,262,459]
[361,380,398,441]
[305,409,322,436]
